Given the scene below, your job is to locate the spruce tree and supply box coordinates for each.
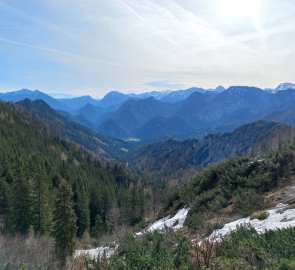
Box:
[80,193,90,234]
[9,165,31,234]
[52,180,77,260]
[0,177,9,231]
[74,185,90,237]
[31,172,51,234]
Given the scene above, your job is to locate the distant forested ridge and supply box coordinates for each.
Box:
[129,120,295,184]
[15,99,127,157]
[1,87,295,142]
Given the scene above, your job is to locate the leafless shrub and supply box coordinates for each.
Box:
[0,232,59,269]
[192,233,220,268]
[92,224,133,247]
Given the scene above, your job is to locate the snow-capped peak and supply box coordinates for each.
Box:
[275,82,295,91]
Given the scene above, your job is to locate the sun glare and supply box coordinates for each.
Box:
[221,0,261,19]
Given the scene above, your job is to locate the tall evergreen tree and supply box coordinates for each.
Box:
[52,180,77,260]
[9,164,31,234]
[0,177,9,230]
[73,182,90,237]
[31,172,51,234]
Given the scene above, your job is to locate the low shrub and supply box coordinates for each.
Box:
[215,226,295,268]
[250,210,269,220]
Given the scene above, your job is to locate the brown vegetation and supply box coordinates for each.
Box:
[192,233,220,268]
[0,232,58,269]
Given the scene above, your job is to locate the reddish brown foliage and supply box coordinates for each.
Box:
[192,234,220,268]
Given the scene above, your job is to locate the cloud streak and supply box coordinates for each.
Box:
[0,0,294,95]
[0,36,120,66]
[117,0,190,52]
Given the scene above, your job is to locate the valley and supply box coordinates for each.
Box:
[0,85,295,269]
[2,84,295,144]
[2,1,295,268]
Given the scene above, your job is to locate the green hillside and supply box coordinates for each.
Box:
[129,120,295,184]
[0,101,147,238]
[164,137,295,233]
[86,136,295,270]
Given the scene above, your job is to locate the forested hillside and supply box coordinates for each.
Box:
[2,87,295,142]
[1,96,295,269]
[79,136,295,270]
[163,137,295,233]
[15,99,128,157]
[0,101,148,239]
[129,121,295,184]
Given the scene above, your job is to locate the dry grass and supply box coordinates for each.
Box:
[250,210,269,220]
[92,225,133,248]
[0,232,59,269]
[0,225,134,269]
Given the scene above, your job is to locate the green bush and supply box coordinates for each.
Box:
[233,188,264,216]
[84,230,193,270]
[215,226,295,269]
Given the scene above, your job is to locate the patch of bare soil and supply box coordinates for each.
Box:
[265,178,295,207]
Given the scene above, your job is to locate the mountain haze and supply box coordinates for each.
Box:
[16,99,127,157]
[1,84,295,142]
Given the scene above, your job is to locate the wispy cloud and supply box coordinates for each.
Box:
[0,2,76,41]
[0,37,120,66]
[0,0,294,95]
[117,0,190,52]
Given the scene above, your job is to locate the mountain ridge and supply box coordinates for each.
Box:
[1,84,295,142]
[15,99,127,157]
[129,120,295,183]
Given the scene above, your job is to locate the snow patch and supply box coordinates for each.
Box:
[75,207,190,259]
[276,82,295,91]
[136,207,189,236]
[208,204,295,241]
[74,245,118,260]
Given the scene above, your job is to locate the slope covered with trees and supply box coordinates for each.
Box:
[83,136,295,270]
[16,99,127,157]
[0,101,147,241]
[1,99,295,269]
[129,121,295,184]
[163,136,295,233]
[3,87,295,143]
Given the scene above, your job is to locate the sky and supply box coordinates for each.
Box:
[0,0,295,98]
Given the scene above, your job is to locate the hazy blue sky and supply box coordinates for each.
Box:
[0,0,295,97]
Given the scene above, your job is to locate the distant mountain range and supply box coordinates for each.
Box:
[0,85,225,112]
[93,86,295,141]
[0,89,71,111]
[1,83,295,142]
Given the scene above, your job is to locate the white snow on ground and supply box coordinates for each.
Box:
[75,208,189,259]
[74,245,118,260]
[136,207,190,236]
[208,203,295,241]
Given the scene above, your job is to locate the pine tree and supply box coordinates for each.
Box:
[52,180,77,261]
[93,214,106,237]
[130,185,144,225]
[73,183,90,237]
[0,177,9,231]
[9,164,31,234]
[31,172,51,234]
